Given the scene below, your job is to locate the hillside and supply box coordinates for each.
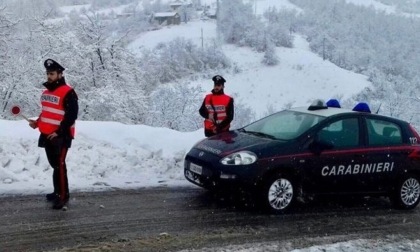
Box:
[128,19,370,118]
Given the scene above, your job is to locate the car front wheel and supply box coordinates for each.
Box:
[261,175,295,214]
[391,174,420,210]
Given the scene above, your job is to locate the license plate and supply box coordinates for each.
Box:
[189,163,203,175]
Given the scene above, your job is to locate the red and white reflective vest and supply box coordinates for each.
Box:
[204,93,231,131]
[38,84,75,137]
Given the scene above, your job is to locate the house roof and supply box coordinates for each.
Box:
[170,0,191,6]
[207,8,217,16]
[154,12,178,17]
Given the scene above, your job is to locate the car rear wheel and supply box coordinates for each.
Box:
[261,175,295,213]
[391,174,420,210]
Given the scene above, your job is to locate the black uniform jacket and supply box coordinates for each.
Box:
[38,77,79,148]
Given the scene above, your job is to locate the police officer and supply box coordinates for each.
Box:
[29,59,79,210]
[199,75,234,137]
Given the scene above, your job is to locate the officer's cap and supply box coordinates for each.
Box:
[212,75,226,85]
[44,59,65,72]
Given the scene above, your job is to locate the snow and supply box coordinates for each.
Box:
[218,37,369,117]
[128,20,217,52]
[129,20,370,118]
[3,0,419,251]
[178,237,420,251]
[0,119,202,195]
[345,0,398,14]
[11,0,370,197]
[5,0,373,197]
[60,4,91,14]
[154,12,178,17]
[249,0,303,15]
[345,0,420,18]
[59,2,144,16]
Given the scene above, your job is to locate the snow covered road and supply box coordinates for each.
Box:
[1,188,419,251]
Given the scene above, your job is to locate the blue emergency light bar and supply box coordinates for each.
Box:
[326,99,341,108]
[353,102,371,113]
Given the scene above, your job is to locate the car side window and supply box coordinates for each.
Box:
[366,118,402,146]
[317,118,359,148]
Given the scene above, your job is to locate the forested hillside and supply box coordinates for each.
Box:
[289,0,420,123]
[1,0,420,130]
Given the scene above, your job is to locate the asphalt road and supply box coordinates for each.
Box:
[1,187,419,252]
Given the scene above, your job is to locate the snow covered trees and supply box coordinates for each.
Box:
[0,1,235,129]
[217,0,293,66]
[262,42,279,66]
[138,38,230,89]
[147,84,203,131]
[290,0,420,125]
[0,5,28,117]
[3,0,420,131]
[66,11,148,123]
[0,3,150,124]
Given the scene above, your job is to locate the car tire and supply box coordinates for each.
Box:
[391,173,420,210]
[260,174,295,214]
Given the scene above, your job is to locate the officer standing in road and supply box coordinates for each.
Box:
[28,59,79,210]
[199,75,234,137]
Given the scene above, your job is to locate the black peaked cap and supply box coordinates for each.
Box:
[44,59,65,72]
[212,75,226,84]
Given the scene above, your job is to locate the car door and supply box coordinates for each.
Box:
[361,116,406,192]
[302,116,367,194]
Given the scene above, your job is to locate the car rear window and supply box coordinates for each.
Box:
[366,118,403,146]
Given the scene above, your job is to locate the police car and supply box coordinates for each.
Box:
[184,100,420,213]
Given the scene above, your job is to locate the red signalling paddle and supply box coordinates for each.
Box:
[11,105,30,122]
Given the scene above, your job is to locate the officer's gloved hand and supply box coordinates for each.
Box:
[214,124,222,134]
[28,119,38,129]
[212,125,218,134]
[208,114,214,121]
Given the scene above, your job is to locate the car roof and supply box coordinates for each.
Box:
[288,106,358,117]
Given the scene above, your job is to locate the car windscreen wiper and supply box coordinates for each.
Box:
[243,130,277,139]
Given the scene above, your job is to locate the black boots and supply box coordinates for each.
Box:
[46,192,58,202]
[52,198,68,210]
[46,192,69,209]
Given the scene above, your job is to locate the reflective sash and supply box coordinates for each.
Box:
[203,94,231,131]
[38,85,75,136]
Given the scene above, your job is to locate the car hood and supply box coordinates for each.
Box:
[193,130,287,156]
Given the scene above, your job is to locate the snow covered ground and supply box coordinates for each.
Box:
[179,237,420,252]
[345,0,398,14]
[0,119,202,195]
[129,20,370,118]
[1,13,372,196]
[2,0,419,251]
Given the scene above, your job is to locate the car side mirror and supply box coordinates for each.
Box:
[308,139,333,155]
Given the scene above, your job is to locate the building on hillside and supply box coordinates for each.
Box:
[206,8,217,19]
[153,12,181,25]
[170,0,193,11]
[116,13,133,18]
[170,1,183,11]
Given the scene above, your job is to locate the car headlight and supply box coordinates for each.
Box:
[220,151,257,165]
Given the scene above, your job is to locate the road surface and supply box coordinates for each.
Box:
[0,187,419,251]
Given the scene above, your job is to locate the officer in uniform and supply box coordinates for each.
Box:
[29,59,79,210]
[199,75,234,137]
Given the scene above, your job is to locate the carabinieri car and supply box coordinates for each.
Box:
[184,100,420,213]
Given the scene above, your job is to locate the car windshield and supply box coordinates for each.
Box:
[242,110,326,140]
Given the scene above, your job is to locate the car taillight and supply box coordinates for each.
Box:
[409,149,420,160]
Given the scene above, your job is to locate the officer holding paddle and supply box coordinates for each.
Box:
[28,59,78,210]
